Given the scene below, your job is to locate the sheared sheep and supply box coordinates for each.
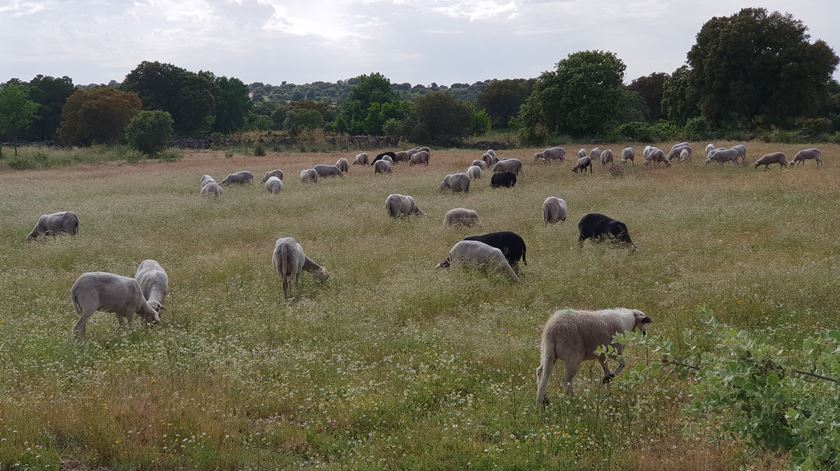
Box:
[438,173,470,193]
[386,194,424,218]
[261,169,284,183]
[443,208,479,228]
[578,213,634,249]
[536,308,652,403]
[792,148,822,167]
[621,147,635,164]
[201,181,223,197]
[409,150,430,166]
[754,152,788,169]
[374,160,393,175]
[572,156,592,174]
[265,176,283,194]
[134,259,168,315]
[490,172,517,188]
[352,152,369,165]
[336,158,350,173]
[220,171,253,185]
[26,211,79,241]
[436,240,519,283]
[271,237,329,300]
[543,197,567,224]
[313,164,344,178]
[600,149,614,166]
[534,147,565,164]
[70,272,161,338]
[492,158,522,175]
[300,168,319,183]
[467,165,483,180]
[463,231,527,270]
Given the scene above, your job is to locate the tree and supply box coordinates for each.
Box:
[476,79,532,128]
[211,76,251,133]
[283,109,324,136]
[24,75,75,141]
[58,88,142,146]
[341,73,403,134]
[410,92,473,145]
[125,110,174,155]
[627,73,668,121]
[661,66,699,125]
[685,8,838,126]
[0,84,39,156]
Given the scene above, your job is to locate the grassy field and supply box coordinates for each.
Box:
[0,142,837,470]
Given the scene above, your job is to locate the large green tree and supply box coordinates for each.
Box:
[58,87,142,146]
[627,73,668,122]
[210,75,251,133]
[341,73,404,134]
[0,84,39,155]
[25,75,75,141]
[661,66,700,125]
[125,110,174,155]
[410,92,473,145]
[476,79,532,128]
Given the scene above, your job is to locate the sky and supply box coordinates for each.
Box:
[0,0,838,86]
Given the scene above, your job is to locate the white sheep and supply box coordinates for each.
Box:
[200,175,216,188]
[336,158,350,173]
[352,152,369,165]
[577,148,587,159]
[467,165,483,180]
[272,237,330,300]
[535,308,652,404]
[438,173,471,193]
[261,170,284,183]
[471,159,487,170]
[620,147,635,164]
[394,151,410,163]
[543,197,567,224]
[386,194,424,218]
[374,160,393,174]
[791,148,822,167]
[70,272,161,338]
[705,143,715,154]
[381,155,394,164]
[481,153,495,168]
[443,208,479,228]
[679,148,690,162]
[733,144,747,165]
[436,240,519,283]
[201,181,224,197]
[589,147,602,161]
[409,151,430,166]
[134,259,168,314]
[705,148,739,166]
[300,168,319,183]
[313,164,344,178]
[265,176,283,194]
[599,149,614,166]
[492,158,522,175]
[220,171,253,185]
[754,152,788,169]
[26,211,80,241]
[534,147,565,164]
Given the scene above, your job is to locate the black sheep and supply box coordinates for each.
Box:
[490,172,517,188]
[372,151,397,164]
[577,213,635,249]
[463,231,527,269]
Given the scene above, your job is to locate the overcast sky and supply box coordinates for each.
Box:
[1,0,838,86]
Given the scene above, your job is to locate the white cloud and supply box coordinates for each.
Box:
[0,0,55,16]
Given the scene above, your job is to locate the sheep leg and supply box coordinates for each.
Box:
[598,355,613,383]
[72,309,95,339]
[562,359,582,395]
[282,278,290,300]
[611,345,626,378]
[535,355,556,405]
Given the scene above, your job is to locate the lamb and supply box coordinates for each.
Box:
[201,181,224,197]
[589,147,602,160]
[373,160,393,174]
[463,231,527,270]
[791,148,822,167]
[467,165,483,180]
[134,259,168,314]
[578,213,635,249]
[373,151,396,164]
[572,156,592,174]
[220,171,253,185]
[352,152,369,165]
[436,241,519,283]
[385,194,424,218]
[471,159,487,170]
[261,169,284,183]
[534,146,565,164]
[600,149,614,166]
[409,150,430,166]
[300,168,319,183]
[754,152,788,169]
[490,172,517,188]
[438,173,470,193]
[535,308,652,403]
[26,211,80,241]
[336,158,350,173]
[543,197,567,224]
[443,208,479,228]
[313,164,344,178]
[620,147,635,164]
[271,237,330,300]
[705,148,739,166]
[265,176,283,194]
[492,158,522,175]
[69,272,161,338]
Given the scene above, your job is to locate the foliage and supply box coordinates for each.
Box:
[58,87,142,146]
[253,143,266,156]
[682,116,715,141]
[410,92,474,145]
[211,75,252,134]
[340,73,409,135]
[283,109,325,136]
[1,145,147,169]
[476,79,533,128]
[0,84,39,155]
[124,110,175,155]
[661,66,699,125]
[609,121,680,142]
[23,75,75,141]
[627,72,668,122]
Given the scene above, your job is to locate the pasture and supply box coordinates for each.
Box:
[1,142,838,470]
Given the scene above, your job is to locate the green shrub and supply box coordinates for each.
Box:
[125,110,174,155]
[683,116,714,140]
[7,152,47,170]
[254,143,266,156]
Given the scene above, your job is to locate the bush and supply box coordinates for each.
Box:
[610,121,681,142]
[7,151,48,170]
[124,110,174,155]
[683,116,714,141]
[254,143,266,156]
[59,88,142,146]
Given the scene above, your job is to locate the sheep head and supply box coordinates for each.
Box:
[632,310,653,335]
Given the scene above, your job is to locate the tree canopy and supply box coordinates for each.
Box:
[59,87,142,146]
[477,79,533,128]
[0,84,39,155]
[627,73,668,122]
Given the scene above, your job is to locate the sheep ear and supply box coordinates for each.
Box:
[641,316,652,324]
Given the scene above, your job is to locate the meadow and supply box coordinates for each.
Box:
[0,142,838,470]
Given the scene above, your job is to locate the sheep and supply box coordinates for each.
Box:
[600,149,614,166]
[471,159,487,170]
[543,197,567,224]
[490,172,517,188]
[394,151,410,163]
[705,148,739,166]
[589,147,602,161]
[26,211,80,241]
[336,158,350,173]
[644,148,670,167]
[201,181,224,197]
[220,171,253,185]
[670,141,689,150]
[134,259,168,314]
[733,144,747,165]
[679,148,691,162]
[443,208,479,228]
[705,143,715,154]
[754,152,788,169]
[373,151,396,164]
[419,146,431,154]
[409,150,430,166]
[373,160,393,175]
[265,176,283,194]
[572,156,592,174]
[621,147,635,164]
[481,153,495,168]
[438,173,471,193]
[534,146,565,164]
[200,175,216,188]
[352,152,369,165]
[792,148,822,167]
[407,147,421,156]
[666,145,691,162]
[492,158,522,175]
[261,169,284,183]
[467,165,483,180]
[272,237,330,300]
[300,168,319,183]
[69,272,161,338]
[463,231,527,270]
[381,155,394,164]
[577,148,587,159]
[436,240,519,283]
[486,149,497,158]
[313,164,344,178]
[535,308,652,403]
[578,213,635,249]
[386,194,424,218]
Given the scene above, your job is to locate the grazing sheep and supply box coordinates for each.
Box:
[578,213,634,249]
[373,151,396,164]
[572,156,592,174]
[381,155,394,164]
[705,148,739,166]
[754,152,788,169]
[486,149,497,158]
[666,145,691,162]
[490,172,517,188]
[471,159,487,170]
[352,152,369,165]
[220,171,253,185]
[438,173,471,193]
[733,144,747,165]
[535,308,652,403]
[792,148,822,167]
[336,158,350,173]
[70,272,161,338]
[679,148,691,162]
[463,231,527,270]
[265,176,283,194]
[467,165,483,180]
[261,169,284,183]
[201,181,224,197]
[443,208,479,228]
[589,148,602,161]
[419,146,431,154]
[436,241,519,283]
[543,197,567,224]
[534,146,565,164]
[385,194,424,218]
[621,147,635,164]
[134,259,168,315]
[272,237,329,300]
[492,158,522,175]
[705,143,715,154]
[670,141,689,150]
[26,211,80,241]
[200,175,216,188]
[409,150,430,166]
[481,153,495,168]
[644,148,669,167]
[373,160,393,174]
[313,164,344,178]
[394,151,410,163]
[300,168,319,183]
[577,148,587,159]
[600,149,614,166]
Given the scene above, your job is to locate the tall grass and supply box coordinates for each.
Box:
[0,145,181,171]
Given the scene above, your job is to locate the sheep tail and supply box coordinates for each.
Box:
[70,290,82,316]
